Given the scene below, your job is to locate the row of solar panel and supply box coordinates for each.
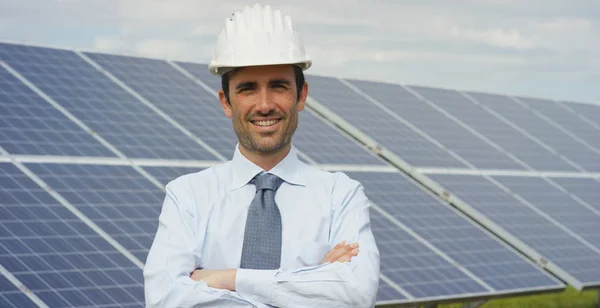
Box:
[2,42,600,172]
[3,161,577,307]
[1,42,599,307]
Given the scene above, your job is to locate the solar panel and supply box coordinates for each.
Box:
[23,163,165,262]
[408,86,577,172]
[294,112,387,165]
[0,273,38,308]
[84,52,235,160]
[5,41,596,306]
[175,62,387,165]
[566,102,600,125]
[173,62,222,94]
[0,163,144,307]
[429,174,600,287]
[492,176,600,250]
[369,209,489,299]
[550,178,600,212]
[467,92,600,172]
[141,166,204,186]
[307,75,468,168]
[0,66,115,157]
[0,42,217,161]
[346,79,525,170]
[348,172,562,295]
[518,97,600,150]
[376,279,406,303]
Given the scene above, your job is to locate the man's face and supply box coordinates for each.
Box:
[218,64,308,155]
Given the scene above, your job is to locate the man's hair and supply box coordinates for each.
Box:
[221,66,305,104]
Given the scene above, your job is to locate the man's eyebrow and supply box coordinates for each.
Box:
[235,81,256,90]
[269,79,292,86]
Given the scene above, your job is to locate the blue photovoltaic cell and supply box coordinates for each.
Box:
[566,102,600,125]
[141,166,204,187]
[0,66,115,157]
[537,177,600,215]
[294,112,386,165]
[84,52,237,159]
[307,75,467,168]
[0,274,37,308]
[347,79,524,170]
[429,174,600,287]
[24,163,165,262]
[467,92,600,172]
[518,98,600,151]
[493,176,600,251]
[174,62,386,165]
[376,279,406,303]
[369,210,488,299]
[0,163,144,307]
[174,61,222,95]
[349,172,562,293]
[0,42,216,160]
[409,86,577,172]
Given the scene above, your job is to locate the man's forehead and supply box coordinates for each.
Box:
[229,65,295,82]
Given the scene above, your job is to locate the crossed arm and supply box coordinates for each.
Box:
[189,241,360,291]
[144,177,380,308]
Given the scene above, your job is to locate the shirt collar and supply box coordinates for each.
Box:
[230,144,307,191]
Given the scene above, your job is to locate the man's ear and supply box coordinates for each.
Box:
[218,89,233,118]
[297,82,308,112]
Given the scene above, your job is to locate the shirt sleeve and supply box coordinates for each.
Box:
[143,181,261,308]
[235,173,381,308]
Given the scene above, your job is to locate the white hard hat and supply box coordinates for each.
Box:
[208,3,312,76]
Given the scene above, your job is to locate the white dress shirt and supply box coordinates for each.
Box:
[143,144,381,307]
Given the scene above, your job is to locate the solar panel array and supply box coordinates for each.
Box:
[2,41,599,307]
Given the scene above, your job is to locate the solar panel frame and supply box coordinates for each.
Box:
[467,92,600,172]
[305,75,470,168]
[0,65,115,158]
[517,97,600,151]
[407,86,579,172]
[23,162,166,263]
[82,52,234,160]
[348,172,564,295]
[0,270,41,308]
[0,162,145,308]
[0,42,219,161]
[345,79,526,170]
[427,173,600,289]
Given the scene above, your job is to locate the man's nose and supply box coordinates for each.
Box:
[256,88,276,114]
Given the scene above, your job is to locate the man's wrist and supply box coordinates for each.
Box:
[224,269,237,290]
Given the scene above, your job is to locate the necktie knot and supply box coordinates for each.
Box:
[252,173,283,192]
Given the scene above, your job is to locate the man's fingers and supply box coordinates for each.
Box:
[324,243,353,263]
[322,241,346,263]
[335,247,359,263]
[322,242,359,264]
[336,248,359,263]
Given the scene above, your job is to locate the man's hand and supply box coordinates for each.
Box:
[190,269,237,291]
[322,241,359,264]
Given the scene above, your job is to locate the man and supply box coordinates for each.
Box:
[144,4,380,307]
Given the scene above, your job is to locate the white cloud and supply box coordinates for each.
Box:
[93,37,127,52]
[449,26,535,49]
[134,39,190,59]
[1,0,597,102]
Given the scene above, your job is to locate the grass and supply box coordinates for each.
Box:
[439,287,598,308]
[379,287,598,308]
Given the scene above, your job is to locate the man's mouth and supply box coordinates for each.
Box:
[251,119,281,127]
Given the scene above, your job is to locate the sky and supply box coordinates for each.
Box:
[1,0,599,104]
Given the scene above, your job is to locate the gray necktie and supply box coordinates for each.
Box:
[240,173,284,269]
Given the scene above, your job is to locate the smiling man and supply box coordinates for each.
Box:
[143,4,380,308]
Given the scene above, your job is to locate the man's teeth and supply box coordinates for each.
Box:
[254,120,278,126]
